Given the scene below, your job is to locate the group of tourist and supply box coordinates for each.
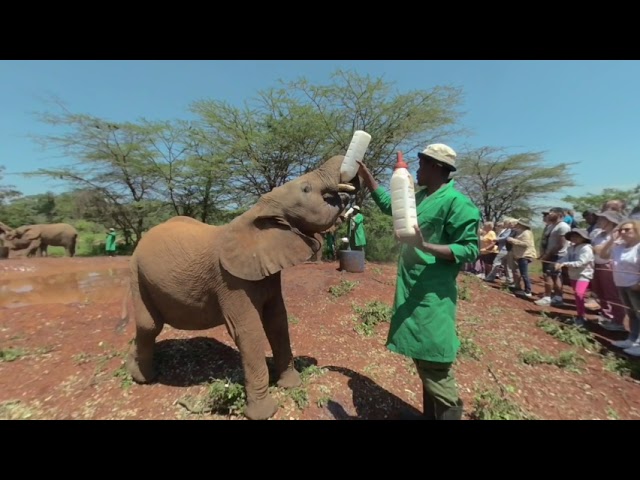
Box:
[477,200,640,357]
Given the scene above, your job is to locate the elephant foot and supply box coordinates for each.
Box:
[244,395,279,420]
[125,352,157,384]
[276,368,302,389]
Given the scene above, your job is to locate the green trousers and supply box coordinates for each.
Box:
[413,359,463,419]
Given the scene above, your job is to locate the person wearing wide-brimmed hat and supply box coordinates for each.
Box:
[506,218,537,297]
[554,228,595,327]
[598,218,640,355]
[354,143,481,421]
[589,210,627,331]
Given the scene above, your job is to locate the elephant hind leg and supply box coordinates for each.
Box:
[125,287,165,384]
[68,236,77,257]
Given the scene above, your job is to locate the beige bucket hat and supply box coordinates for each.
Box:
[418,143,457,171]
[516,218,532,229]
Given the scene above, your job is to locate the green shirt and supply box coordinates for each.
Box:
[106,232,117,251]
[371,179,481,363]
[349,213,366,247]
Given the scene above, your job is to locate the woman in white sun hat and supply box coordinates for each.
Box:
[599,219,640,356]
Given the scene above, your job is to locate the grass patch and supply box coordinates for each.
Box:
[470,388,537,420]
[177,359,328,417]
[536,317,596,351]
[329,279,359,298]
[113,365,134,390]
[0,345,54,363]
[0,347,29,362]
[606,407,620,420]
[0,400,42,420]
[519,348,585,373]
[288,315,299,325]
[352,300,392,336]
[458,278,472,301]
[603,352,640,378]
[459,336,483,360]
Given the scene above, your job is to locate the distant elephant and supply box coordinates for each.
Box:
[117,154,359,420]
[3,223,78,257]
[0,222,36,257]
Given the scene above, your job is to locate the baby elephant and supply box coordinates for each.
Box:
[118,154,358,420]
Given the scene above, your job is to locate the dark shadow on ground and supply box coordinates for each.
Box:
[153,336,318,388]
[322,365,420,420]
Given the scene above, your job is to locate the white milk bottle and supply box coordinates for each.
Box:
[340,130,372,183]
[390,151,418,237]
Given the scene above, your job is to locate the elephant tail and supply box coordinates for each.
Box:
[115,282,132,334]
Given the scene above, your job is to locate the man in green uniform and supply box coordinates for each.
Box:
[347,206,367,252]
[105,227,117,257]
[356,143,481,420]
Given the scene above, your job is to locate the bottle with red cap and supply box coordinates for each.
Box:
[390,151,418,237]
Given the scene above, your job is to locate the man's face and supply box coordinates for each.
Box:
[416,156,449,186]
[416,156,431,186]
[584,212,596,225]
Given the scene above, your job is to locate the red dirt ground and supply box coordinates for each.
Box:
[1,255,639,420]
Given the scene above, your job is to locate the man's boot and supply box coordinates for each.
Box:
[399,386,436,420]
[434,398,464,420]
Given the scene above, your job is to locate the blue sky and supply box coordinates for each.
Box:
[1,60,637,209]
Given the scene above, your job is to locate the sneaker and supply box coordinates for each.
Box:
[551,296,565,307]
[572,317,587,327]
[523,292,533,298]
[600,321,627,332]
[624,345,640,357]
[612,339,637,349]
[535,296,551,306]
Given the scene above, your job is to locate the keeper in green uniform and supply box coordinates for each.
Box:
[347,206,366,252]
[356,143,481,420]
[105,227,117,256]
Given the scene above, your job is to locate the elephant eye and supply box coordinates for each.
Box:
[302,183,312,194]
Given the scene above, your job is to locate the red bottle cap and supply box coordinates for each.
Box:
[394,151,408,170]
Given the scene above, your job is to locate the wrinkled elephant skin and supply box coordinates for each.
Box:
[119,155,358,420]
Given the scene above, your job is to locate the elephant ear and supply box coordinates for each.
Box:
[219,214,322,282]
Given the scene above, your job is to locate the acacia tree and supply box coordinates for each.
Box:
[190,68,467,206]
[454,146,577,223]
[25,101,161,246]
[563,185,640,214]
[140,119,235,223]
[0,165,22,209]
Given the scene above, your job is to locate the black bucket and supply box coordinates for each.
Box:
[338,249,365,273]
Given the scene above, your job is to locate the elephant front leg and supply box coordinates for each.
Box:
[262,294,301,389]
[226,314,279,420]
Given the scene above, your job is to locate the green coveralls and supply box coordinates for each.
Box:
[348,212,366,251]
[371,180,481,415]
[323,231,336,260]
[105,231,117,255]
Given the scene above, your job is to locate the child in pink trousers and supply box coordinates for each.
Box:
[554,228,594,327]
